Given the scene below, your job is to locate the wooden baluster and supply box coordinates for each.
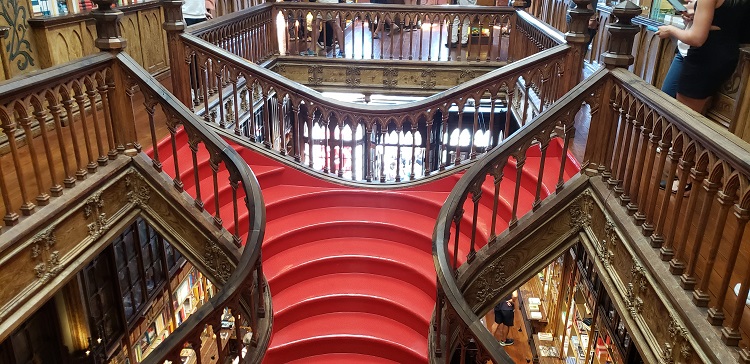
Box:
[187,131,204,211]
[650,145,681,248]
[168,122,184,191]
[143,100,162,172]
[351,121,358,181]
[504,90,513,141]
[28,105,60,199]
[365,122,373,181]
[693,185,736,307]
[660,156,693,261]
[680,178,719,290]
[454,103,463,165]
[708,203,749,327]
[410,122,417,180]
[721,204,750,346]
[533,139,549,211]
[232,79,241,135]
[619,108,643,206]
[642,131,671,237]
[468,185,481,263]
[439,112,449,170]
[452,211,462,271]
[61,97,87,179]
[557,126,575,192]
[47,102,75,187]
[395,124,402,182]
[278,98,286,155]
[614,105,635,196]
[257,263,266,318]
[97,77,117,159]
[294,103,302,162]
[625,115,651,215]
[668,166,705,274]
[607,101,627,188]
[213,320,226,363]
[338,120,344,178]
[634,122,660,225]
[469,99,479,159]
[2,113,36,215]
[380,123,387,182]
[308,110,314,168]
[521,85,531,126]
[434,286,443,358]
[489,161,506,242]
[426,14,434,62]
[424,118,432,176]
[509,152,526,229]
[74,90,97,173]
[262,91,272,148]
[217,70,227,128]
[210,154,223,227]
[324,118,332,174]
[85,84,107,165]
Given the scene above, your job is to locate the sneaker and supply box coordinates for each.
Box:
[300,49,316,56]
[317,41,326,49]
[499,339,514,346]
[335,51,345,58]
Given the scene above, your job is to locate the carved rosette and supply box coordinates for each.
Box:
[458,69,477,84]
[308,65,323,85]
[470,260,506,309]
[84,193,109,240]
[569,190,593,228]
[30,226,60,283]
[346,67,361,86]
[125,170,151,207]
[383,68,398,88]
[420,69,436,90]
[204,239,232,284]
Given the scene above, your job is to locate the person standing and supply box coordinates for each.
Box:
[656,0,750,114]
[492,292,517,346]
[183,0,214,25]
[302,0,346,57]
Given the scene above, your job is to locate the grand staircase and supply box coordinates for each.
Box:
[151,129,578,363]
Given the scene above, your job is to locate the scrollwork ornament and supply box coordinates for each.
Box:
[680,342,692,361]
[383,68,398,88]
[472,260,506,307]
[0,1,35,72]
[631,262,647,292]
[346,66,361,86]
[308,65,323,85]
[661,343,675,364]
[569,190,593,228]
[420,69,436,89]
[30,226,60,282]
[629,297,642,317]
[125,170,151,207]
[204,239,232,284]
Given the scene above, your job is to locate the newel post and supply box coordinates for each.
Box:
[507,0,529,62]
[92,0,139,154]
[601,1,641,69]
[563,0,593,92]
[162,0,192,107]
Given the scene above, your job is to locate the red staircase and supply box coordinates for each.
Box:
[150,130,578,363]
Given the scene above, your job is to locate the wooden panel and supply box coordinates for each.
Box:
[120,13,144,67]
[138,7,169,75]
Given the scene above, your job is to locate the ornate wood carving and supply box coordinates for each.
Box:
[30,226,60,282]
[204,239,232,284]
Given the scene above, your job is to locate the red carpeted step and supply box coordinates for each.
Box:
[264,312,428,364]
[286,353,401,364]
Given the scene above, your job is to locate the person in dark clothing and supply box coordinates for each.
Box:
[492,292,517,346]
[657,0,750,114]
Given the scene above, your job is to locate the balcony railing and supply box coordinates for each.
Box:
[160,0,579,185]
[431,3,750,361]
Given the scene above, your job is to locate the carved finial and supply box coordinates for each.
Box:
[602,1,642,68]
[566,0,594,44]
[161,0,187,32]
[91,0,127,51]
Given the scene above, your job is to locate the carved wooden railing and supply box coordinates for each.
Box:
[430,60,597,364]
[1,1,271,361]
[432,8,750,358]
[177,31,577,183]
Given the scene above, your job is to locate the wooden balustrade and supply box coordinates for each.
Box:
[178,32,576,183]
[0,53,119,225]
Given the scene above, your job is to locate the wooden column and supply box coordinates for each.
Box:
[601,1,641,69]
[563,0,593,92]
[92,0,138,154]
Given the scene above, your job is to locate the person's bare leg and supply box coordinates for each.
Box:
[331,19,345,53]
[676,93,711,115]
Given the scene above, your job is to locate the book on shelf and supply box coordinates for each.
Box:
[528,297,541,305]
[530,311,543,320]
[538,332,554,341]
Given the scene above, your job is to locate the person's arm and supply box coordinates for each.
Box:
[205,0,215,19]
[657,0,717,47]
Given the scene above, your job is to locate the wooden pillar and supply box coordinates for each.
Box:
[92,0,139,154]
[563,0,593,92]
[601,1,641,69]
